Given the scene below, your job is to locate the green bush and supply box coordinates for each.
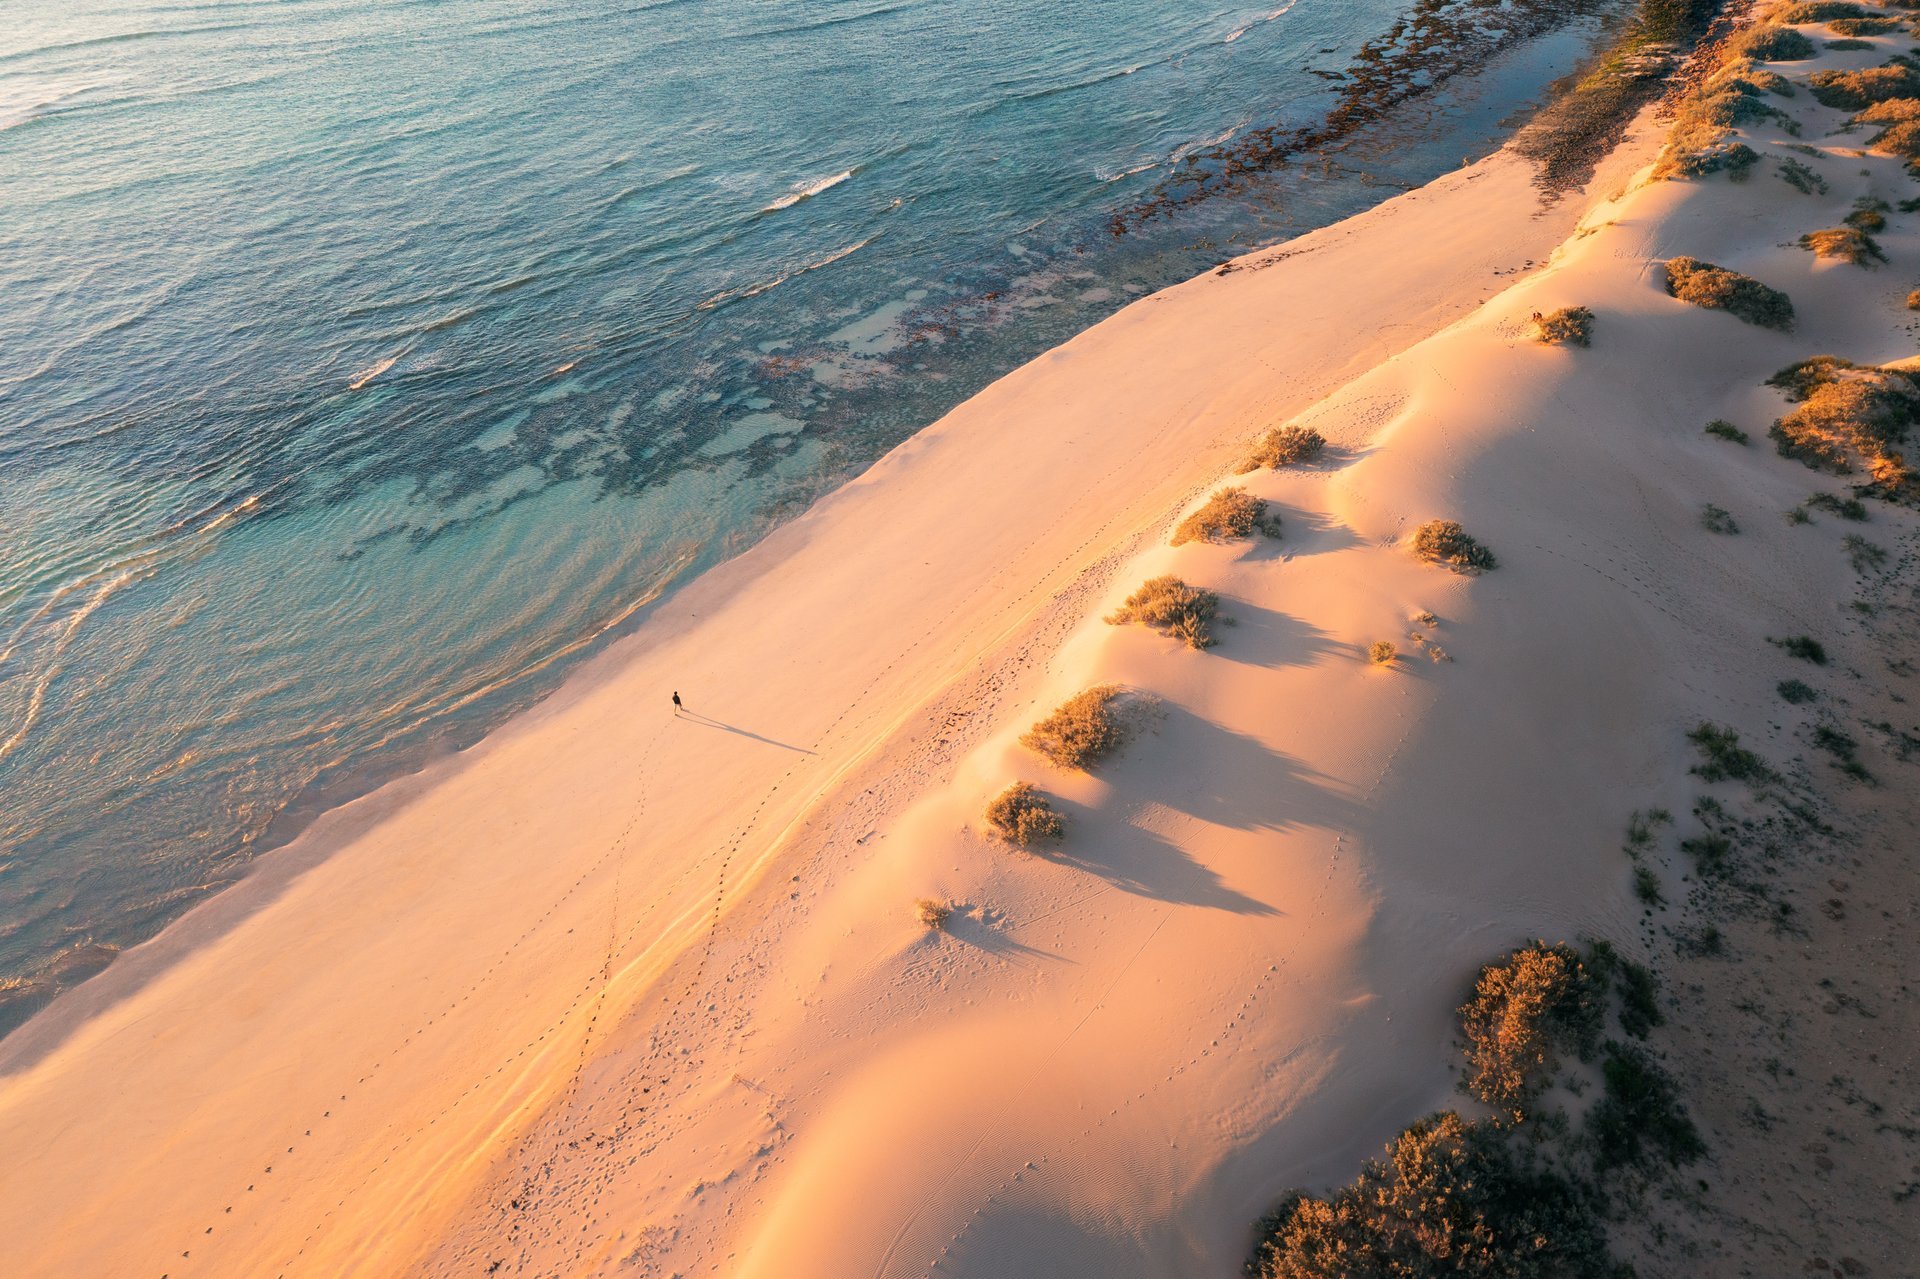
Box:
[1020,686,1128,768]
[1776,157,1829,193]
[1588,1045,1706,1173]
[984,781,1065,846]
[1705,418,1749,444]
[1828,16,1900,35]
[1773,634,1828,663]
[1689,721,1773,782]
[1777,677,1818,703]
[1701,503,1740,534]
[1799,226,1887,265]
[1808,63,1920,110]
[1664,256,1795,329]
[1171,486,1281,545]
[1105,575,1221,649]
[1777,1,1870,19]
[1411,519,1498,571]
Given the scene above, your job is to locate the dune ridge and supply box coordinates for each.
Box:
[6,5,1920,1274]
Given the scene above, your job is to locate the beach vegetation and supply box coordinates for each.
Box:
[1411,519,1498,571]
[1460,942,1605,1118]
[1368,640,1397,665]
[1700,503,1739,534]
[1681,829,1734,875]
[1828,16,1900,36]
[1776,157,1829,192]
[1908,288,1920,310]
[1845,532,1888,571]
[1633,864,1664,905]
[1705,418,1750,444]
[983,782,1065,846]
[1808,63,1920,110]
[915,898,953,928]
[1773,634,1829,663]
[1846,197,1891,230]
[1664,256,1795,329]
[1798,226,1887,265]
[1020,687,1128,769]
[1530,305,1594,346]
[1734,24,1816,61]
[1237,424,1326,472]
[1778,1,1870,20]
[1767,357,1920,474]
[1170,486,1282,545]
[1805,491,1869,519]
[1588,1045,1707,1173]
[1778,677,1818,703]
[1825,36,1876,49]
[1105,575,1221,649]
[1689,721,1774,783]
[1654,139,1759,180]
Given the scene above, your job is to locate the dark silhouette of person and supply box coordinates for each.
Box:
[672,690,683,715]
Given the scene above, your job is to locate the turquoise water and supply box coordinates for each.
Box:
[0,0,1615,1027]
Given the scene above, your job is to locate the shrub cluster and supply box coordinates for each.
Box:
[1701,503,1739,534]
[1688,721,1775,783]
[1829,15,1900,35]
[1705,418,1749,444]
[915,897,953,928]
[1776,156,1828,193]
[1460,943,1605,1118]
[1799,226,1887,265]
[1733,24,1815,61]
[1664,256,1795,329]
[983,781,1065,846]
[1105,575,1221,649]
[1530,305,1594,346]
[1368,640,1397,666]
[1808,63,1920,110]
[1019,686,1127,769]
[1171,486,1280,546]
[1411,519,1499,572]
[1767,356,1920,478]
[1237,424,1326,472]
[1777,1,1870,20]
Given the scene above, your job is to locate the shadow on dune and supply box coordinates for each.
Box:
[1238,503,1366,563]
[1115,703,1361,837]
[1044,809,1278,916]
[943,907,1069,966]
[1210,600,1344,670]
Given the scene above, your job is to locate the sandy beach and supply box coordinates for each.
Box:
[6,3,1920,1274]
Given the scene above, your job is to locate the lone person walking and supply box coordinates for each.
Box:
[672,690,683,716]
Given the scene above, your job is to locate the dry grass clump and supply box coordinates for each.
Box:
[1368,640,1397,665]
[915,897,953,928]
[1767,356,1920,474]
[1829,15,1901,35]
[1653,138,1759,180]
[1907,287,1920,309]
[1663,256,1795,329]
[1778,0,1871,19]
[1701,503,1740,533]
[983,782,1064,846]
[1799,225,1887,264]
[1529,305,1593,346]
[1411,519,1498,572]
[1170,486,1281,546]
[1236,424,1325,472]
[1020,687,1127,769]
[1105,575,1221,649]
[1733,24,1816,60]
[1854,96,1920,124]
[1460,943,1605,1118]
[1809,62,1920,109]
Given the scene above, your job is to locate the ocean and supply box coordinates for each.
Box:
[0,0,1623,1029]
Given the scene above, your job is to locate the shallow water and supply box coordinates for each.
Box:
[0,0,1619,1028]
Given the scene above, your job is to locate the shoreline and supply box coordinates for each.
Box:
[0,114,1665,1274]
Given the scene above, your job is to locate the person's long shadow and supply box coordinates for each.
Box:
[677,709,816,754]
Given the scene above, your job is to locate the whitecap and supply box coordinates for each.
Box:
[761,168,854,213]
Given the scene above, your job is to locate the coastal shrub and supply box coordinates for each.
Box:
[915,897,953,928]
[1368,640,1397,665]
[1778,1,1870,19]
[1654,139,1759,180]
[1734,24,1816,61]
[1247,1113,1612,1279]
[1633,864,1664,904]
[1908,288,1920,310]
[1826,36,1876,49]
[1530,305,1594,346]
[1829,16,1901,35]
[1411,519,1498,571]
[1845,532,1889,570]
[1808,63,1920,110]
[1701,503,1740,534]
[1706,418,1750,444]
[983,782,1065,846]
[1846,197,1891,230]
[1768,359,1920,473]
[1855,97,1920,127]
[1681,830,1734,875]
[1773,634,1829,663]
[1664,256,1795,329]
[1170,486,1281,545]
[1020,686,1127,769]
[1776,157,1829,192]
[1238,424,1326,471]
[1799,226,1887,265]
[1689,721,1773,782]
[1588,1045,1706,1173]
[1805,491,1868,519]
[1460,942,1605,1117]
[1778,677,1819,703]
[1105,575,1221,649]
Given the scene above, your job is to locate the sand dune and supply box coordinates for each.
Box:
[5,8,1918,1274]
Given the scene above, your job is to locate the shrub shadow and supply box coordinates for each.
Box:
[1212,600,1344,670]
[1239,505,1366,562]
